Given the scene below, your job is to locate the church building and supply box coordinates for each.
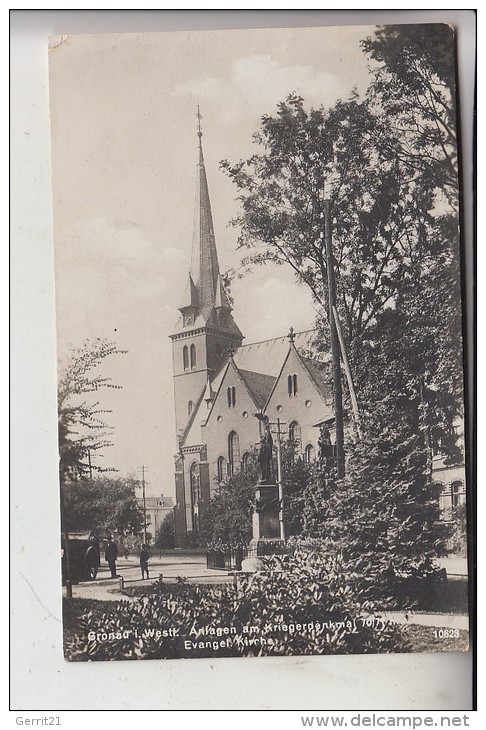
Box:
[169,122,466,548]
[170,123,334,545]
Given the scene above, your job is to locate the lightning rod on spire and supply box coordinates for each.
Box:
[196,106,203,139]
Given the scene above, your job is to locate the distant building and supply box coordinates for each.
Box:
[137,494,174,537]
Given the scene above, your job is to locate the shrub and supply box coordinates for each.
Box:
[64,543,406,661]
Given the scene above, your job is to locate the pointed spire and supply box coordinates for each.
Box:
[194,109,220,313]
[179,273,198,311]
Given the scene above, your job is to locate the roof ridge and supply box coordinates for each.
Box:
[238,329,315,349]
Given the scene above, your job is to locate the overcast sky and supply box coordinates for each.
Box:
[49,25,376,498]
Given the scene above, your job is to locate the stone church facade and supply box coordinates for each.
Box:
[170,127,335,545]
[170,126,466,547]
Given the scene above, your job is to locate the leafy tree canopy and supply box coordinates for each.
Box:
[155,511,176,551]
[63,475,144,537]
[58,339,126,483]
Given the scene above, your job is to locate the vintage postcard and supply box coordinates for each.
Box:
[49,23,470,662]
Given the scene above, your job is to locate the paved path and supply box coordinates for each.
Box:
[436,555,468,578]
[381,611,469,630]
[68,553,233,601]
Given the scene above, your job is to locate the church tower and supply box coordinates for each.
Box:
[170,113,244,438]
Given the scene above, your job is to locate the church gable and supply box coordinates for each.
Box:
[265,345,333,455]
[202,359,264,478]
[204,358,262,428]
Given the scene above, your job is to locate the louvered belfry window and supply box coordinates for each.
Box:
[227,386,236,407]
[288,374,298,396]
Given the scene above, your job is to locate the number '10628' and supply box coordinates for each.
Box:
[433,628,460,638]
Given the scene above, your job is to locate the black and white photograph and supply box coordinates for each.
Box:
[48,22,471,663]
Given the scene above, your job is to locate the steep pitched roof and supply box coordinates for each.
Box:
[299,355,331,400]
[179,381,207,446]
[238,369,276,410]
[231,330,316,377]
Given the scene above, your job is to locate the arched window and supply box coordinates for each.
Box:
[288,374,298,396]
[289,421,301,445]
[190,344,196,369]
[217,456,226,483]
[241,452,250,472]
[183,346,189,371]
[228,431,240,476]
[227,386,236,408]
[190,462,201,531]
[304,444,315,463]
[188,401,194,417]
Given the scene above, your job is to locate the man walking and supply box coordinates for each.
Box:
[140,543,150,580]
[105,535,118,578]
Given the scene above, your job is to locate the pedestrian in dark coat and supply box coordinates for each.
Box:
[105,537,118,578]
[140,543,150,580]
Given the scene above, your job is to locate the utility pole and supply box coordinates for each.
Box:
[138,465,148,544]
[332,304,362,439]
[324,199,345,478]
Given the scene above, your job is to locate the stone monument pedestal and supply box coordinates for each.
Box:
[241,483,285,573]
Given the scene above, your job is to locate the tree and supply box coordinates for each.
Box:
[221,25,462,423]
[199,458,257,547]
[200,444,313,546]
[58,339,126,485]
[362,24,458,207]
[302,356,451,602]
[62,475,144,537]
[155,511,176,552]
[222,25,464,589]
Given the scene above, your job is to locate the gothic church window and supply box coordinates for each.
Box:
[305,444,315,463]
[217,456,226,483]
[241,452,250,472]
[228,431,240,476]
[289,421,301,446]
[190,462,201,530]
[190,344,196,369]
[183,346,189,371]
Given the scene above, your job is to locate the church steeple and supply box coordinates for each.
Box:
[194,108,221,315]
[174,110,243,340]
[170,112,243,434]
